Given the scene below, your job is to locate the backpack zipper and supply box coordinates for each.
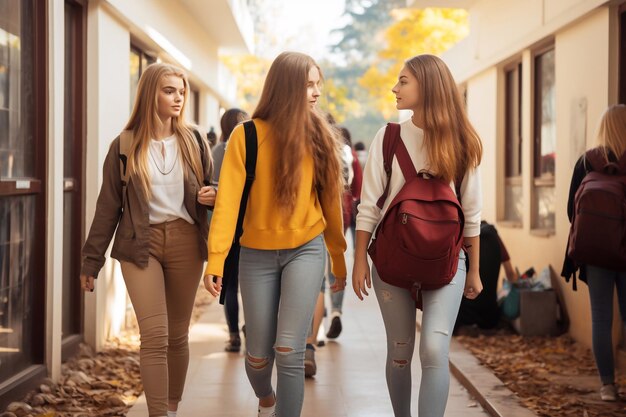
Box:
[401,212,460,224]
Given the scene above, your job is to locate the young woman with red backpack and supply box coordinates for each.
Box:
[352,54,483,417]
[562,104,626,402]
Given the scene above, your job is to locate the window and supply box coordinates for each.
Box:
[129,46,155,111]
[0,0,46,384]
[187,87,199,124]
[62,0,86,356]
[532,47,556,231]
[503,62,523,224]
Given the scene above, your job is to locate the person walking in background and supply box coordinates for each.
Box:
[562,104,626,402]
[352,54,483,417]
[80,63,215,417]
[354,141,368,170]
[207,126,218,149]
[326,125,363,340]
[212,108,249,184]
[212,108,250,353]
[203,52,347,417]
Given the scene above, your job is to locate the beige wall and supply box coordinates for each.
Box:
[466,68,498,222]
[104,0,221,88]
[84,3,133,350]
[456,2,619,349]
[443,0,608,82]
[553,7,612,346]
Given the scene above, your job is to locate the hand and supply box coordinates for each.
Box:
[352,257,371,301]
[464,270,483,299]
[80,275,95,292]
[197,186,216,206]
[203,274,222,297]
[330,276,347,293]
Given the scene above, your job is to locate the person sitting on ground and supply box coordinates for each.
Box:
[454,220,517,333]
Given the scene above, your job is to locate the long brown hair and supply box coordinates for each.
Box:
[124,63,205,197]
[596,104,626,160]
[252,52,343,214]
[405,54,482,182]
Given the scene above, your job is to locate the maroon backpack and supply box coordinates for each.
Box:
[367,123,465,308]
[567,148,626,270]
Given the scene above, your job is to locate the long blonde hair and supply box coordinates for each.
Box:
[252,52,343,214]
[596,104,626,160]
[405,54,482,182]
[124,63,204,197]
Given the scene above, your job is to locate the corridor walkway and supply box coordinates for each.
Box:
[126,283,489,416]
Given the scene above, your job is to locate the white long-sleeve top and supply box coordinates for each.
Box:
[356,118,482,237]
[148,136,194,225]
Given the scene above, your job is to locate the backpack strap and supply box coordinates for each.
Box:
[119,130,132,210]
[219,120,257,304]
[376,123,403,209]
[236,120,258,239]
[192,129,210,185]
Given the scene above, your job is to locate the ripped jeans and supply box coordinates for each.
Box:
[239,235,325,417]
[372,255,466,417]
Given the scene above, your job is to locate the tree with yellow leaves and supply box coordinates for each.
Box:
[359,8,469,118]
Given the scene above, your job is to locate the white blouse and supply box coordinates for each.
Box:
[148,135,194,225]
[356,118,482,237]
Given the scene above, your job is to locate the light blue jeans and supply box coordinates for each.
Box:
[372,255,466,417]
[586,265,626,385]
[239,235,326,417]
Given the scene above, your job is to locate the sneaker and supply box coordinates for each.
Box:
[304,343,317,378]
[600,384,618,401]
[225,334,241,353]
[326,314,343,339]
[258,403,276,417]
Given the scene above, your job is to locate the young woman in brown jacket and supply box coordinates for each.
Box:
[80,63,214,417]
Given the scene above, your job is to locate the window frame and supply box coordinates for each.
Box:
[501,60,523,226]
[531,44,556,233]
[129,44,156,111]
[0,0,48,406]
[61,0,87,361]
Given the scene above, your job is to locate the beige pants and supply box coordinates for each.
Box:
[121,218,203,417]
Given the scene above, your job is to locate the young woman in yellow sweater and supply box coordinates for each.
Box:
[203,52,347,417]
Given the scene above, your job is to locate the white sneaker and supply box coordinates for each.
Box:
[600,384,618,401]
[258,403,276,417]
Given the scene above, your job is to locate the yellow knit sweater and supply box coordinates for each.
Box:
[205,119,347,278]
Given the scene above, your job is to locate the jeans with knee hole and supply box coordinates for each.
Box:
[586,265,626,385]
[239,235,325,417]
[372,254,466,417]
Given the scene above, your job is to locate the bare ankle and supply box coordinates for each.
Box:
[259,392,275,407]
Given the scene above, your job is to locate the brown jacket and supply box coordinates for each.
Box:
[81,131,213,278]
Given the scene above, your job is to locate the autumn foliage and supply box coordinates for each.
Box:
[359,8,469,118]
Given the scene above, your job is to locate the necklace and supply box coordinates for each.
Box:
[149,141,179,175]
